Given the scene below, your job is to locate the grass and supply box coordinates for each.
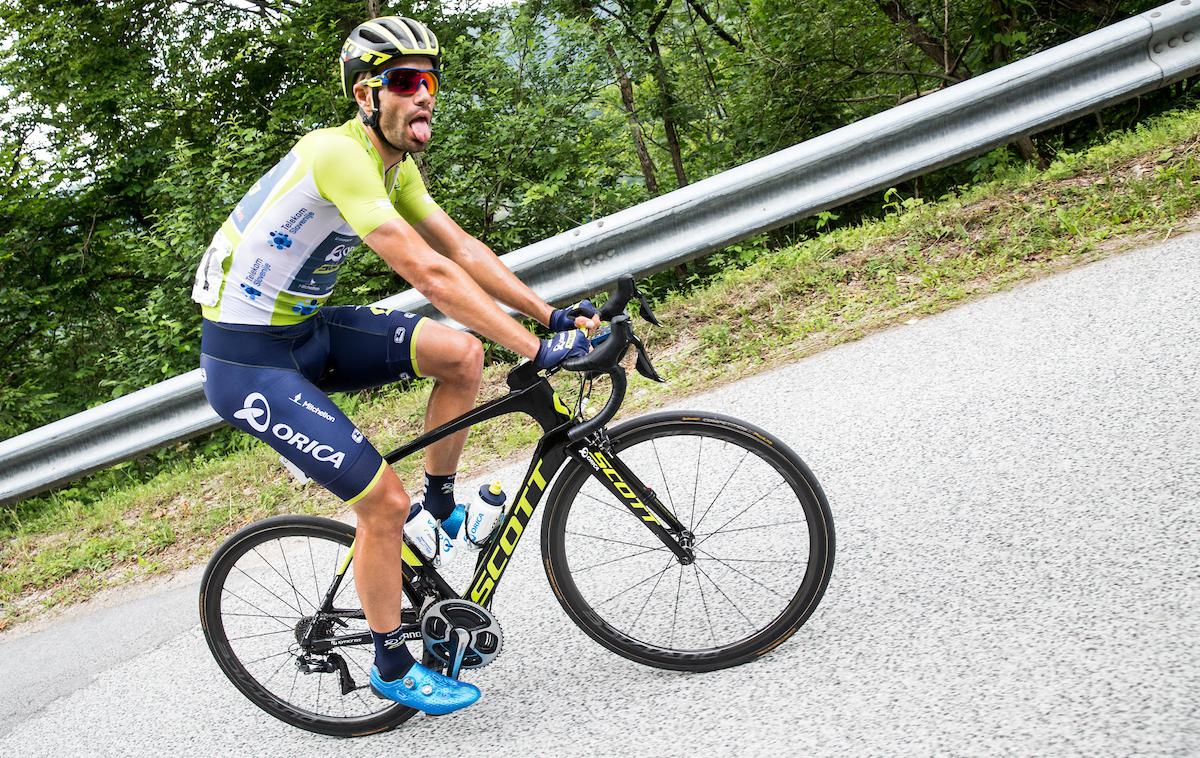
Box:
[2,104,1199,631]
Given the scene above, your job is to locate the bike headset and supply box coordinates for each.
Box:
[339,16,440,154]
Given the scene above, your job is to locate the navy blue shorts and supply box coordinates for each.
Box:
[200,306,427,503]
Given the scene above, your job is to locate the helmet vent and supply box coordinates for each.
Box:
[359,29,384,44]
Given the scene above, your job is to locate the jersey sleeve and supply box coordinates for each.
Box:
[392,157,442,225]
[310,134,402,239]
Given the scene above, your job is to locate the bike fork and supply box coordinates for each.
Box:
[574,436,695,564]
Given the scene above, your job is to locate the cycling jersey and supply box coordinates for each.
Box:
[191,118,440,325]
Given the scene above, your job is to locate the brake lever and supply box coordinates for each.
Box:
[635,288,661,326]
[630,334,665,383]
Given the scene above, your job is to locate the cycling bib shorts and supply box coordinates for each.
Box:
[200,306,427,504]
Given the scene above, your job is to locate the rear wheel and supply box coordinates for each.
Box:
[199,515,423,737]
[542,411,834,672]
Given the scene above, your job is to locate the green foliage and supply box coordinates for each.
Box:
[0,0,1193,447]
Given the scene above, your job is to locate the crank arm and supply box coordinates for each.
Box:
[447,628,470,681]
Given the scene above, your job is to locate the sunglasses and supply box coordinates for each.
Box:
[363,67,440,96]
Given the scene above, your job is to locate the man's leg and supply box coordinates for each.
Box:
[412,319,485,484]
[318,307,484,515]
[348,468,411,635]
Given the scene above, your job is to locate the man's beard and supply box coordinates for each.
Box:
[380,109,430,153]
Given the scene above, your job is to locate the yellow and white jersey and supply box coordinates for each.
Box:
[192,119,440,325]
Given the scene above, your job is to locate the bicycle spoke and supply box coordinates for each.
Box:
[289,664,300,704]
[699,556,803,564]
[261,650,296,687]
[598,557,676,609]
[328,544,352,607]
[308,537,320,608]
[345,651,374,680]
[670,563,683,648]
[696,547,791,600]
[580,487,637,519]
[693,565,717,646]
[234,564,304,617]
[565,529,658,551]
[690,435,702,526]
[693,478,790,550]
[693,561,757,632]
[276,540,307,616]
[244,648,295,666]
[251,544,316,614]
[695,519,803,539]
[222,588,295,631]
[228,628,299,642]
[630,555,678,633]
[574,545,670,573]
[220,611,297,623]
[650,438,679,517]
[691,447,750,534]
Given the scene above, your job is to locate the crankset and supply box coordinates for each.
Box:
[420,599,503,680]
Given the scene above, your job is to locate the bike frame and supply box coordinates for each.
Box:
[305,361,688,652]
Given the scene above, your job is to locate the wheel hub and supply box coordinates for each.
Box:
[678,529,696,565]
[294,614,336,649]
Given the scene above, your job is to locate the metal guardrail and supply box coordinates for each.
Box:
[1,1,1197,505]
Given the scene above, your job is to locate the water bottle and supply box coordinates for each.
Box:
[404,502,457,567]
[463,481,507,549]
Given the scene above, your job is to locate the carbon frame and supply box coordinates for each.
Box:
[306,362,688,651]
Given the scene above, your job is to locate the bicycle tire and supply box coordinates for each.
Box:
[541,411,834,672]
[199,515,421,737]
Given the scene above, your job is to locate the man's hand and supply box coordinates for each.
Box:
[535,329,590,369]
[550,299,600,334]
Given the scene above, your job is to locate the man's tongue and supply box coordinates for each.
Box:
[408,118,431,144]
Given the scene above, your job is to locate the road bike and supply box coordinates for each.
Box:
[199,275,835,737]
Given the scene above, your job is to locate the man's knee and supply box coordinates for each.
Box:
[353,479,411,536]
[444,334,483,384]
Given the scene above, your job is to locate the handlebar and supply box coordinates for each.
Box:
[559,275,663,443]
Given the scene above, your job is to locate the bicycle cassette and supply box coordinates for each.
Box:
[420,599,503,671]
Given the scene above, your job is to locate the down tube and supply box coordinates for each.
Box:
[466,442,567,608]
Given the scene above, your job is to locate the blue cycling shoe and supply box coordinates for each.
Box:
[369,662,481,715]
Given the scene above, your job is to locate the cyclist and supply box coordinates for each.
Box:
[192,15,598,716]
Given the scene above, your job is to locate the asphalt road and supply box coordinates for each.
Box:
[2,234,1197,756]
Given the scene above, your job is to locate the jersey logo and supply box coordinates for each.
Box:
[268,231,293,250]
[292,299,320,316]
[240,284,262,301]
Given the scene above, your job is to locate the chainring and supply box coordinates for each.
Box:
[419,599,503,670]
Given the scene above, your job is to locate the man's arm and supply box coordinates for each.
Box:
[364,218,541,359]
[412,210,556,326]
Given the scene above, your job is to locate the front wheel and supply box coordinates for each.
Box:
[541,411,834,672]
